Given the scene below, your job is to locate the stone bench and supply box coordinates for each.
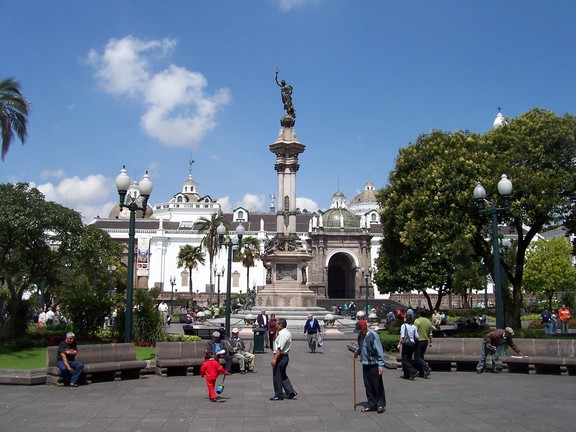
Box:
[155,341,253,376]
[182,327,218,339]
[396,338,482,372]
[155,341,205,376]
[46,343,146,385]
[396,338,576,375]
[501,339,576,375]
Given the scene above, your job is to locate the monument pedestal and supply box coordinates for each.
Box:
[258,234,316,308]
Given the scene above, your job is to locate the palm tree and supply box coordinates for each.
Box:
[237,236,261,292]
[196,213,226,289]
[0,78,30,161]
[176,245,205,306]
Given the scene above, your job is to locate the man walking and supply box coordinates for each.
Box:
[414,310,433,378]
[158,301,169,325]
[476,327,523,374]
[303,313,321,353]
[354,320,386,413]
[270,318,297,401]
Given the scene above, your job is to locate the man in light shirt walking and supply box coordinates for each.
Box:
[270,318,297,401]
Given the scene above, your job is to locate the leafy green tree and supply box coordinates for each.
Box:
[376,109,576,328]
[176,244,205,299]
[375,130,488,311]
[196,213,225,289]
[523,236,576,310]
[58,289,112,338]
[473,109,576,328]
[0,78,30,161]
[55,225,123,336]
[0,183,83,339]
[237,236,261,292]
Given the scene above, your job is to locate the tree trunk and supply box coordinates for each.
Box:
[1,297,28,339]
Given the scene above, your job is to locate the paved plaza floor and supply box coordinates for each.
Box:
[1,338,574,432]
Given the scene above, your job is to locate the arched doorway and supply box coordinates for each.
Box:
[327,253,355,298]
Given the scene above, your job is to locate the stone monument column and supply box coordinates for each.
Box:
[256,70,316,308]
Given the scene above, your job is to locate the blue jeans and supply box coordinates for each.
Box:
[544,322,552,334]
[476,341,506,372]
[57,360,84,385]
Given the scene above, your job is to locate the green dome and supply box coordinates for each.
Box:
[321,207,359,229]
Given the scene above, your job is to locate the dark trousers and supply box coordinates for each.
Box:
[414,340,431,376]
[269,332,276,350]
[362,364,386,409]
[272,354,294,398]
[401,345,418,378]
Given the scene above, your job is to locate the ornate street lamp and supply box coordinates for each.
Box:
[361,266,374,313]
[217,222,245,338]
[473,174,512,329]
[214,265,225,308]
[115,166,153,343]
[169,276,176,315]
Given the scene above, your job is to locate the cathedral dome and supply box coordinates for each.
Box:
[321,207,359,229]
[349,181,379,216]
[108,201,154,219]
[350,181,377,206]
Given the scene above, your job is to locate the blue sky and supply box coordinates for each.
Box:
[2,1,576,222]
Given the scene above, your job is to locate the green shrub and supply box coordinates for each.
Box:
[378,331,400,353]
[164,334,201,342]
[132,288,164,343]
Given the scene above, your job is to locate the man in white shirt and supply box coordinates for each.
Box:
[38,308,47,328]
[46,308,55,325]
[270,318,297,401]
[158,301,169,325]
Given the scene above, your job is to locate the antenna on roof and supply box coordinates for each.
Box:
[189,159,195,176]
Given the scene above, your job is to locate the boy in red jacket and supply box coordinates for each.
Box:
[200,350,229,401]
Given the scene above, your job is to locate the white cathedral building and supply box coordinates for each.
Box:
[92,110,510,308]
[93,173,383,306]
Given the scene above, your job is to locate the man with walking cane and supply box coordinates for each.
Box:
[353,320,386,413]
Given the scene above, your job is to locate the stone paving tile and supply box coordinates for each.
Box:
[1,338,576,432]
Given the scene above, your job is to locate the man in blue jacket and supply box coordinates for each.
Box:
[303,313,322,353]
[354,320,386,413]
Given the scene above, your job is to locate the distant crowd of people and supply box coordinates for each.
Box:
[541,304,572,335]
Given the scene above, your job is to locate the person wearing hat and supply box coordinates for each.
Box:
[476,327,523,374]
[230,328,256,374]
[353,320,386,413]
[56,332,84,387]
[206,331,233,372]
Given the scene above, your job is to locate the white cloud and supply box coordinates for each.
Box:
[87,36,230,148]
[217,196,232,213]
[296,197,318,212]
[276,0,318,12]
[237,193,266,211]
[36,174,114,221]
[40,169,66,179]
